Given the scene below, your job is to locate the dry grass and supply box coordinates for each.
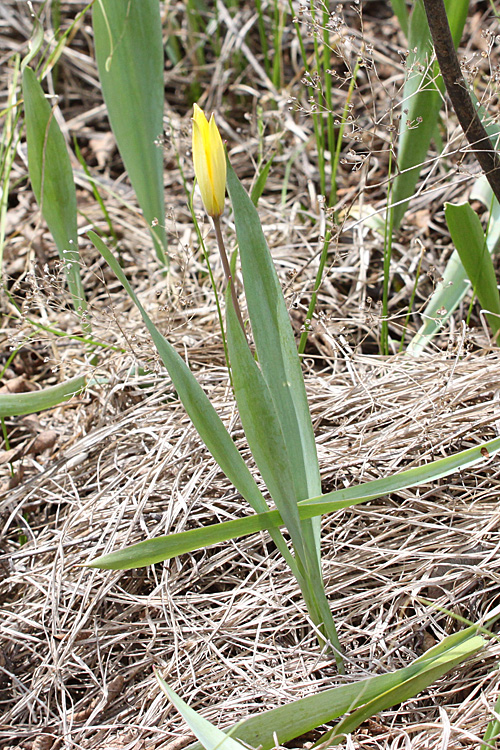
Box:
[1,1,500,748]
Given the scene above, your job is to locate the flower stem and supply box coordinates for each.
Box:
[213,215,246,334]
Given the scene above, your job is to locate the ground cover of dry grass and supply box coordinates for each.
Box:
[1,1,500,748]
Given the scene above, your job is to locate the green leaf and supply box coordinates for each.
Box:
[226,162,321,504]
[88,434,500,569]
[88,231,267,517]
[408,176,500,354]
[226,163,343,663]
[445,202,500,335]
[22,67,86,317]
[225,287,305,561]
[0,375,86,417]
[93,0,167,264]
[180,627,483,750]
[392,0,468,229]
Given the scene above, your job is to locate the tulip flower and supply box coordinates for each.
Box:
[192,103,226,218]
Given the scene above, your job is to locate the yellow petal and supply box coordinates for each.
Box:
[192,104,226,218]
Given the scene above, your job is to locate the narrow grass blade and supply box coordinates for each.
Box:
[181,628,483,750]
[88,434,500,569]
[481,691,500,750]
[250,155,274,206]
[22,67,86,317]
[0,54,22,270]
[156,674,249,750]
[445,202,500,335]
[226,162,321,503]
[0,375,86,417]
[88,231,268,518]
[471,176,500,253]
[93,0,167,264]
[392,0,468,229]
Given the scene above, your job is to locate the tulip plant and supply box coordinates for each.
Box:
[91,104,344,669]
[88,104,500,675]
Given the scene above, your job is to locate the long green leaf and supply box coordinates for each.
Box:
[225,287,305,562]
[226,162,321,503]
[178,628,483,750]
[88,231,268,518]
[22,67,86,316]
[88,434,500,569]
[93,0,167,264]
[225,283,342,660]
[445,202,500,335]
[226,162,325,634]
[408,136,500,354]
[392,0,468,229]
[0,375,86,417]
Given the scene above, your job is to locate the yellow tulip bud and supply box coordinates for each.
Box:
[192,103,226,218]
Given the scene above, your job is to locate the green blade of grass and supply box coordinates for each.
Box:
[22,67,86,317]
[250,154,274,206]
[93,0,167,265]
[445,202,500,335]
[481,691,500,750]
[88,231,270,519]
[392,0,468,229]
[0,375,86,417]
[169,628,482,750]
[87,434,500,569]
[406,248,469,354]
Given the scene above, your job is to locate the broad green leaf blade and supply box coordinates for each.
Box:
[225,287,305,562]
[93,0,167,264]
[0,375,86,417]
[226,162,321,503]
[22,67,86,316]
[88,434,500,569]
[184,628,483,750]
[88,231,267,517]
[156,675,248,750]
[392,0,468,229]
[445,202,500,335]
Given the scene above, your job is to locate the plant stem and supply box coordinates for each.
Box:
[422,0,500,205]
[213,215,246,333]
